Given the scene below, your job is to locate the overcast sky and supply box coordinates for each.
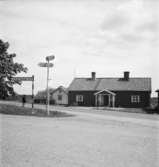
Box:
[0,0,158,96]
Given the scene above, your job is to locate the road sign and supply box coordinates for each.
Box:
[12,75,35,109]
[12,76,34,81]
[46,55,55,61]
[38,62,54,67]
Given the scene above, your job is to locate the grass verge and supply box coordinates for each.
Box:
[0,104,74,118]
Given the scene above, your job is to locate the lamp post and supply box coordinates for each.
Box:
[38,55,55,116]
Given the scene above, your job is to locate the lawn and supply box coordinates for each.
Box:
[0,104,73,118]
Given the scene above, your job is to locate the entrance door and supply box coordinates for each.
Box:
[103,95,109,106]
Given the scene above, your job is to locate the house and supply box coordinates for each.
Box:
[50,86,68,105]
[68,72,151,108]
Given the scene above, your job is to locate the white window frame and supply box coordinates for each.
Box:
[131,95,140,103]
[76,95,83,102]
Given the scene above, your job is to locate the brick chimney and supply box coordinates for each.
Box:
[91,72,96,80]
[124,71,130,81]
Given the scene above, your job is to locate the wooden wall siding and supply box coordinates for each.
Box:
[114,91,151,108]
[51,90,68,105]
[68,91,151,108]
[68,91,96,106]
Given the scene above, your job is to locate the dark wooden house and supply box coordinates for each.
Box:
[68,72,151,108]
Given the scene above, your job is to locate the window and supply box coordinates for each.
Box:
[76,95,83,102]
[131,95,140,103]
[58,95,62,101]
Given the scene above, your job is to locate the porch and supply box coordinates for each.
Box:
[94,89,116,107]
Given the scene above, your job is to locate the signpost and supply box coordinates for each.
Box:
[46,55,55,61]
[12,76,34,81]
[38,63,54,68]
[12,75,35,109]
[38,55,55,116]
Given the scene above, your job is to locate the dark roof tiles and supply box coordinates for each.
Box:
[68,77,151,91]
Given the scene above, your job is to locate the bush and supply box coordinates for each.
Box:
[144,106,159,114]
[34,99,55,105]
[154,106,159,114]
[34,99,46,104]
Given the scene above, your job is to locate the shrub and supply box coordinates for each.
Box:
[144,106,159,114]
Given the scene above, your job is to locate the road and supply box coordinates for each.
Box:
[0,101,159,167]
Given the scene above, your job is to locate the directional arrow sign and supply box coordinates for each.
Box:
[46,55,55,61]
[38,62,47,67]
[38,62,54,67]
[12,76,34,81]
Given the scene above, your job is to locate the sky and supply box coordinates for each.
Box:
[0,0,158,96]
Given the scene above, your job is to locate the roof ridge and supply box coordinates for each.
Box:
[74,77,151,79]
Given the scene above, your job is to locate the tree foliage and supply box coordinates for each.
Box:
[0,39,28,99]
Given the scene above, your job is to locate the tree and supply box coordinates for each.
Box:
[0,39,28,99]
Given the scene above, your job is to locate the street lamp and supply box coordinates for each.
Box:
[38,55,55,115]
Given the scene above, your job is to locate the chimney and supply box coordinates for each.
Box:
[124,71,130,81]
[91,72,96,80]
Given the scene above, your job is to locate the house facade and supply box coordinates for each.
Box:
[51,86,68,105]
[68,72,151,108]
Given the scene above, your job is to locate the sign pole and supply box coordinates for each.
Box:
[32,75,34,109]
[38,55,55,116]
[46,60,50,115]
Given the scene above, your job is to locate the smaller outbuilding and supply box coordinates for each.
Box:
[50,86,68,105]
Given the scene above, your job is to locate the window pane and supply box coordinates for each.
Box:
[131,95,140,103]
[58,95,62,100]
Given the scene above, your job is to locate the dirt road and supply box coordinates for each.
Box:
[0,101,159,167]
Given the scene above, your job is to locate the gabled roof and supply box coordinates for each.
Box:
[94,89,116,96]
[68,78,151,91]
[51,86,68,94]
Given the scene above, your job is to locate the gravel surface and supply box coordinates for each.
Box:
[0,104,159,167]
